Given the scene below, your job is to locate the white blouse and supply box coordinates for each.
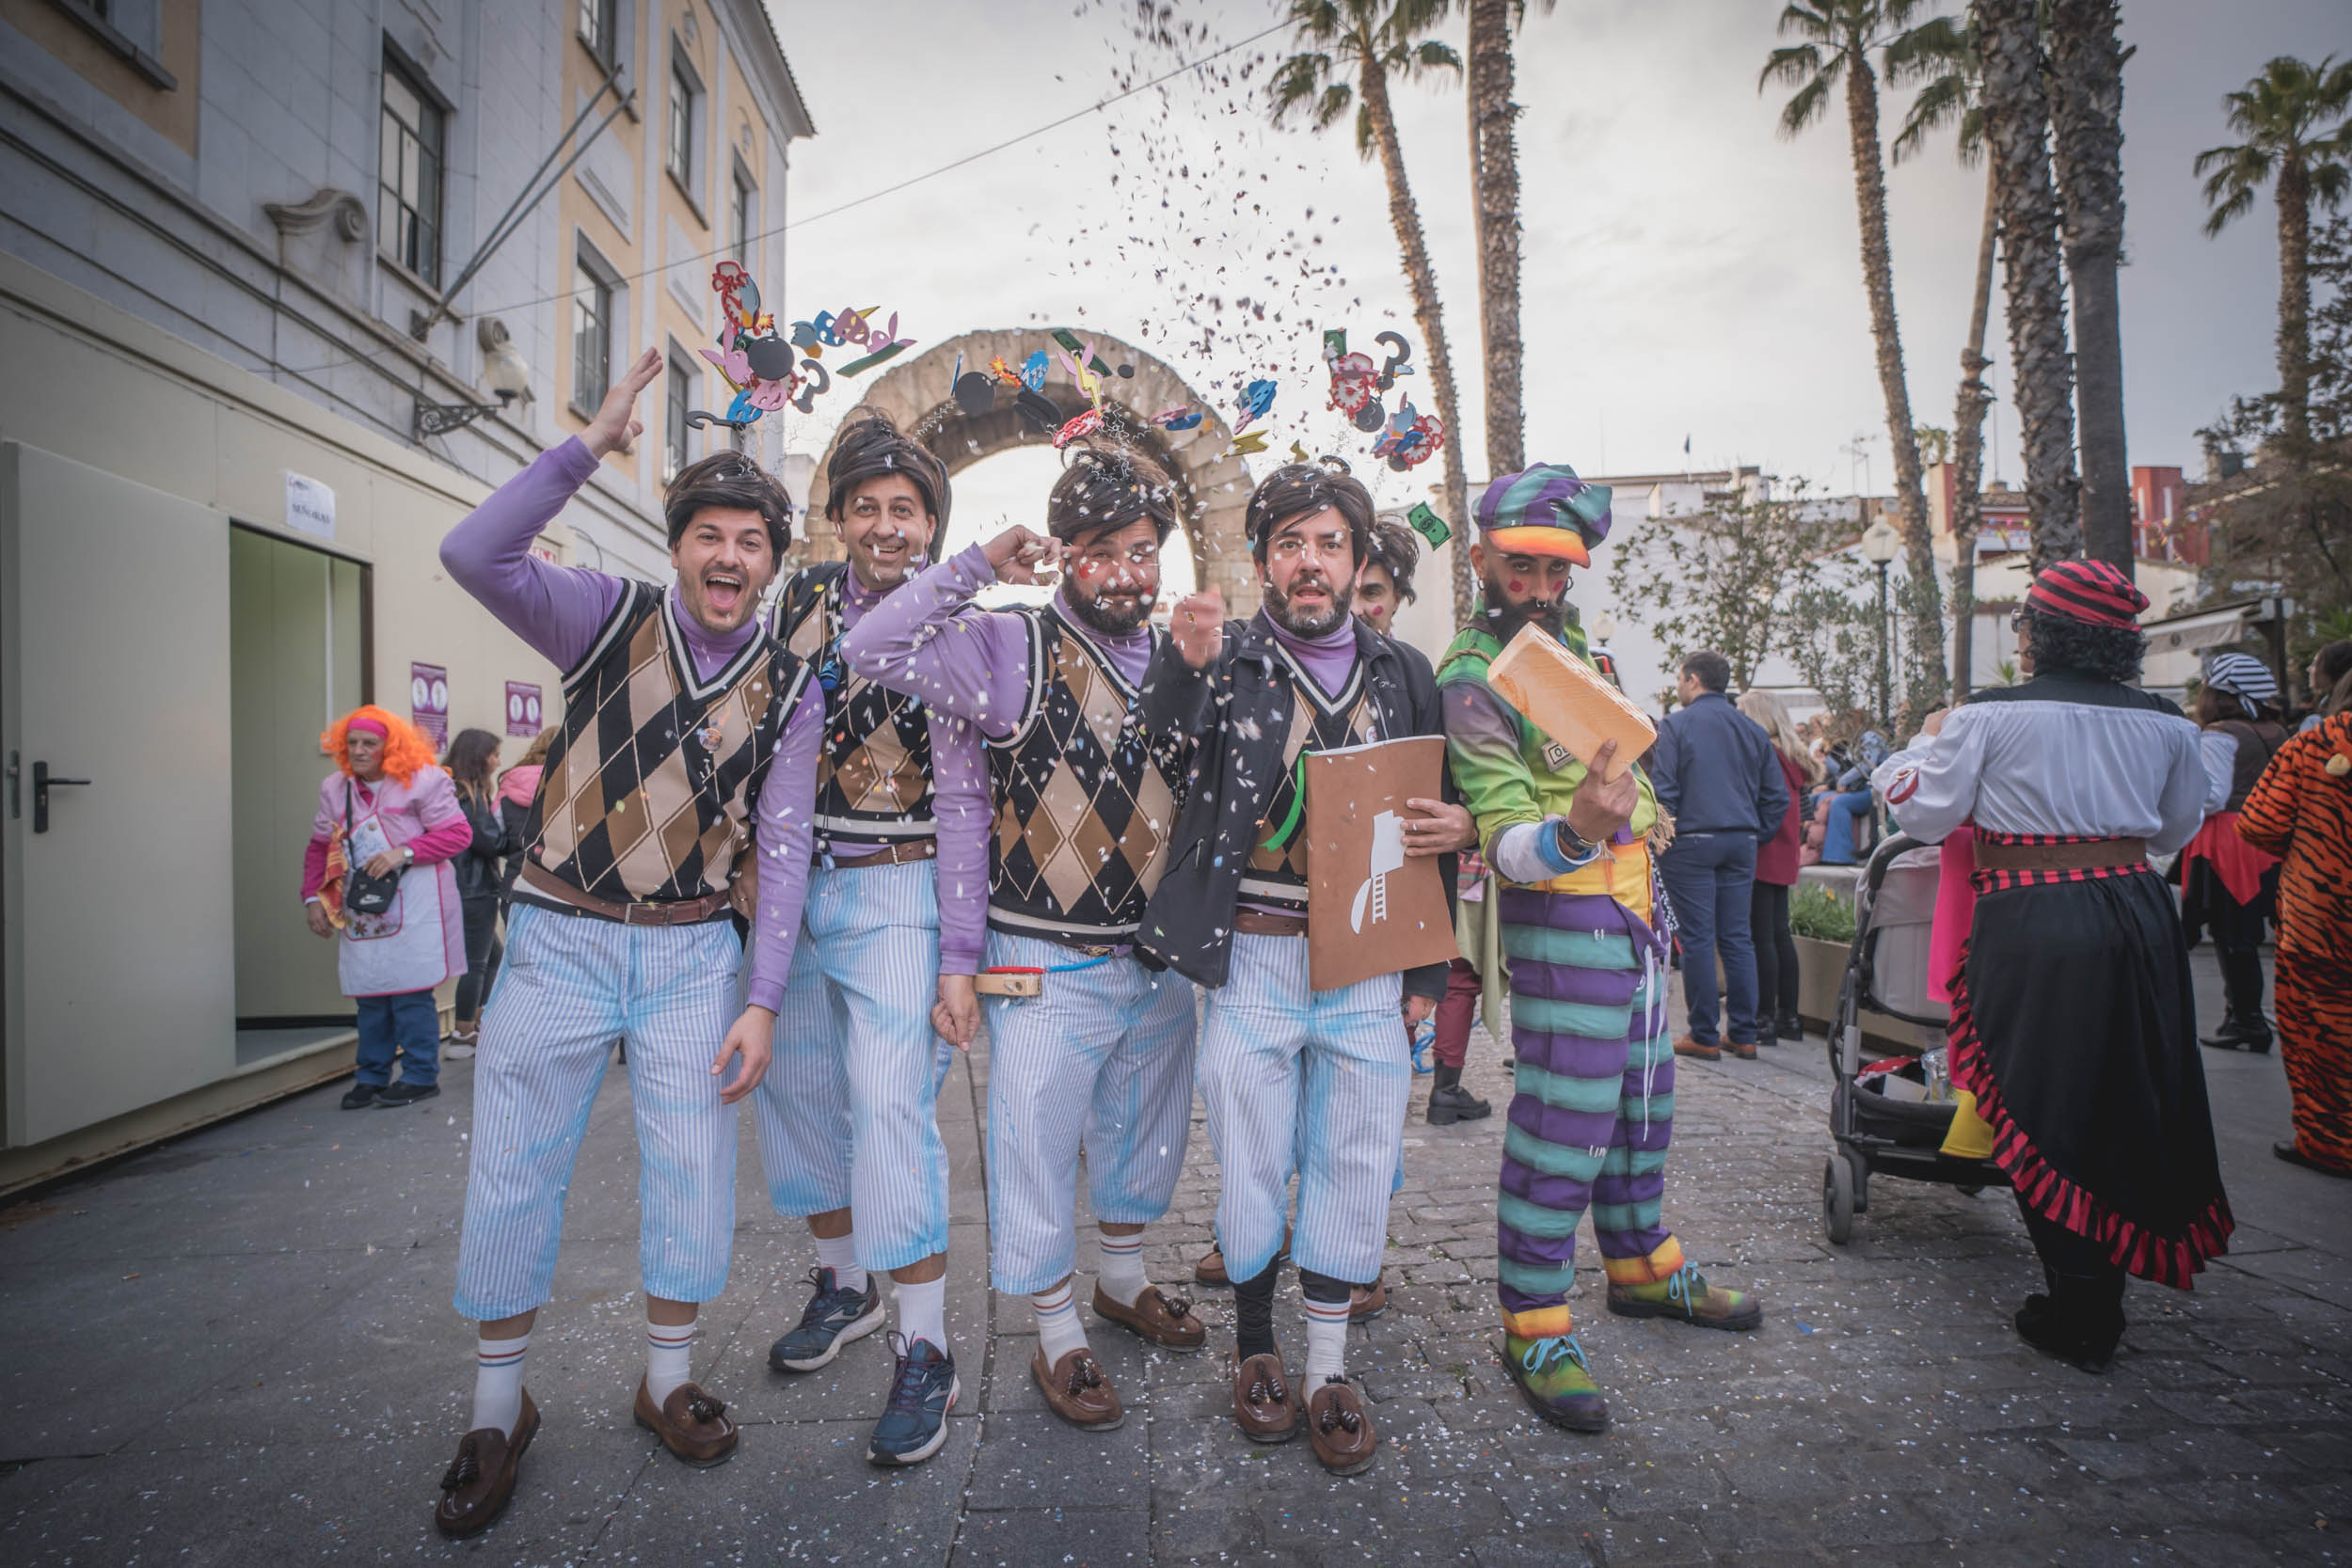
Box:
[1870,692,2208,855]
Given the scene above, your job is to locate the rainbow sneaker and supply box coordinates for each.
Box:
[1606,1266,1763,1331]
[1502,1333,1610,1433]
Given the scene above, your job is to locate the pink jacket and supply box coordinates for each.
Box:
[302,767,471,899]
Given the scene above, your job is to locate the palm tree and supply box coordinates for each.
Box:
[1466,0,1555,485]
[1890,11,1996,696]
[2047,0,2131,576]
[1972,0,2080,571]
[1761,1,1947,701]
[1271,0,1475,621]
[2196,55,2352,453]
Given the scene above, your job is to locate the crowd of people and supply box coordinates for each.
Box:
[290,345,2349,1535]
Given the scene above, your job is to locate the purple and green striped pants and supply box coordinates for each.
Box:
[1495,888,1686,1339]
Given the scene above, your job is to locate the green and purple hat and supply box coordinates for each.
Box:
[1474,463,1613,566]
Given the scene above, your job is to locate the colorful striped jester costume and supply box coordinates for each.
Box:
[1439,462,1762,1434]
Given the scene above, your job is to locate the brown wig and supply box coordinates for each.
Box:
[664,451,794,558]
[822,407,949,528]
[1363,513,1422,604]
[1245,463,1373,563]
[1046,437,1179,546]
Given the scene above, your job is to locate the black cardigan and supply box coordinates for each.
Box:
[1136,612,1456,999]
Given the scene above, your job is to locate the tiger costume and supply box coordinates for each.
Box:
[2235,710,2352,1177]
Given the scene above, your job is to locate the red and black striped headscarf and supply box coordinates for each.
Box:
[2025,558,2147,630]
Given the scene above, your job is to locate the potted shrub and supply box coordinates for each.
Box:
[1789,883,1854,1028]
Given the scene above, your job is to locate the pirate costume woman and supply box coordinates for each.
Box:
[1873,560,2230,1371]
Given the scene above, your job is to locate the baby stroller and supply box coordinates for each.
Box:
[1822,833,2009,1243]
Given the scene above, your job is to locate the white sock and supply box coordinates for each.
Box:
[645,1315,696,1406]
[1031,1280,1088,1365]
[1303,1294,1350,1385]
[469,1329,531,1436]
[896,1276,947,1355]
[1095,1228,1148,1307]
[815,1230,867,1295]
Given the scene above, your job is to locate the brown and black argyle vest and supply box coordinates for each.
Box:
[1239,646,1383,914]
[773,562,937,852]
[521,580,807,909]
[984,605,1187,943]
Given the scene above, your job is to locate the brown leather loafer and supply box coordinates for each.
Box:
[1349,1274,1389,1321]
[1031,1346,1124,1430]
[1231,1349,1298,1443]
[1092,1283,1206,1350]
[1672,1035,1721,1062]
[1194,1243,1230,1287]
[1305,1377,1377,1475]
[433,1389,539,1538]
[1723,1038,1758,1060]
[632,1379,739,1467]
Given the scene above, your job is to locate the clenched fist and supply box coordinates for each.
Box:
[1170,590,1224,669]
[982,525,1063,585]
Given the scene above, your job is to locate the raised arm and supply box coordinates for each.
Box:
[437,348,662,670]
[1139,589,1225,736]
[837,532,1057,739]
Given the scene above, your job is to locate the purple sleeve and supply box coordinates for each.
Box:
[743,681,823,1013]
[837,545,1038,740]
[927,707,992,975]
[439,437,627,672]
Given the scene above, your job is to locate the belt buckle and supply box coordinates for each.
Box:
[1074,942,1116,958]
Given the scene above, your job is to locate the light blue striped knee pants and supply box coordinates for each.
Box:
[982,934,1197,1295]
[1198,934,1407,1288]
[453,905,745,1320]
[751,859,952,1273]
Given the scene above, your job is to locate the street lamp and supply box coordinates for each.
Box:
[1591,609,1617,644]
[1860,518,1900,727]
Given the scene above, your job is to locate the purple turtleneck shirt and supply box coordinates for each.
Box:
[838,543,1154,737]
[437,436,819,1012]
[1263,610,1359,697]
[808,568,990,974]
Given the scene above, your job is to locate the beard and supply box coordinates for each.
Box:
[1480,570,1567,645]
[1064,581,1154,636]
[1263,568,1355,638]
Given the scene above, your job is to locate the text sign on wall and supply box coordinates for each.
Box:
[410,662,450,747]
[285,471,336,542]
[505,680,545,738]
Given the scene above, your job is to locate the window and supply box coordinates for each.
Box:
[667,55,699,193]
[663,352,694,483]
[572,247,614,414]
[578,0,616,68]
[378,50,446,286]
[729,168,755,266]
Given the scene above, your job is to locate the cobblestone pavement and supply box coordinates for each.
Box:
[1,957,2345,1567]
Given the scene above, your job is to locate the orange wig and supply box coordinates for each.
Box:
[322,705,438,785]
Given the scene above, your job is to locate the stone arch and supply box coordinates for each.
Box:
[799,328,1261,613]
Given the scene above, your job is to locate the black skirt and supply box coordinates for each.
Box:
[1949,866,2233,1287]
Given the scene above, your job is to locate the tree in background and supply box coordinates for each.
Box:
[2196,55,2352,454]
[2045,0,2131,577]
[1465,0,1553,488]
[1890,10,1998,696]
[1606,482,1851,704]
[1973,0,2081,571]
[1761,1,1948,701]
[1270,0,1476,621]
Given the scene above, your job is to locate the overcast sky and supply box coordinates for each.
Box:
[763,0,2346,563]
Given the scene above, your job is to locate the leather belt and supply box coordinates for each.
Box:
[1972,836,2148,873]
[1233,908,1309,937]
[819,837,938,871]
[516,863,734,927]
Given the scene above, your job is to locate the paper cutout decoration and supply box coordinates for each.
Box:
[1303,736,1456,990]
[1327,351,1379,417]
[1289,441,1311,464]
[1406,501,1452,547]
[1375,330,1414,389]
[1230,430,1270,456]
[1152,406,1204,432]
[691,261,824,430]
[1235,378,1277,431]
[1020,351,1049,391]
[1014,387,1061,432]
[1372,398,1443,470]
[953,372,998,416]
[987,356,1025,386]
[1053,408,1105,448]
[1051,328,1114,380]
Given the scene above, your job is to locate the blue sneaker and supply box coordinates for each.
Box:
[867,1332,958,1467]
[769,1267,884,1372]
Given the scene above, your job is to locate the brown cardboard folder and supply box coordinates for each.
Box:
[1486,624,1656,781]
[1304,736,1458,991]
